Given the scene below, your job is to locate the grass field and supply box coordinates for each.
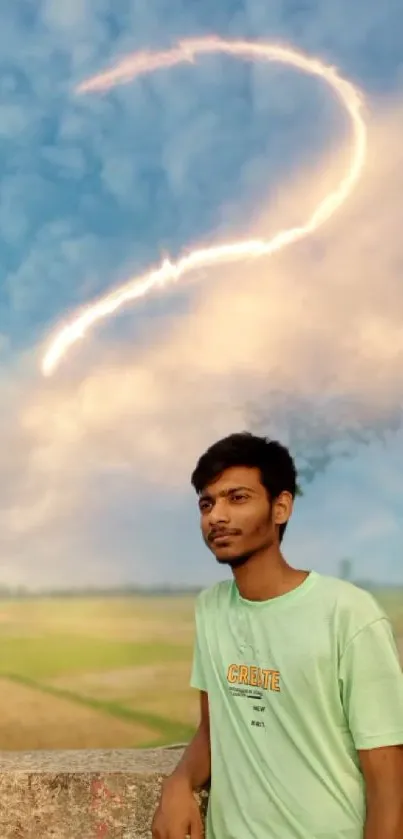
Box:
[0,588,401,751]
[0,595,197,750]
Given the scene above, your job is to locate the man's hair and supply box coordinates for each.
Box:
[191,431,298,543]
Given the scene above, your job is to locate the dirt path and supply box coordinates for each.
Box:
[396,636,403,666]
[0,677,158,750]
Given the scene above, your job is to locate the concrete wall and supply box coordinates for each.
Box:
[0,746,208,838]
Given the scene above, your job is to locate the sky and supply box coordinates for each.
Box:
[1,0,403,590]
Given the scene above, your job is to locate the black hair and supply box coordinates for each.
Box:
[191,431,298,543]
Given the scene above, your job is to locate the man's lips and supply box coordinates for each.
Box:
[209,530,239,543]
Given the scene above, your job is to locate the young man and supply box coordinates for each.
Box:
[152,432,403,839]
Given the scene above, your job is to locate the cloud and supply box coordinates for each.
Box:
[1,0,403,586]
[31,102,403,473]
[1,101,402,587]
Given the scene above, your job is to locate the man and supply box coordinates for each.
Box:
[152,432,403,839]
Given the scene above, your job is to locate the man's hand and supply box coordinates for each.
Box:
[152,775,204,839]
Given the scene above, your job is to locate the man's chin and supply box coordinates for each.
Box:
[214,550,251,569]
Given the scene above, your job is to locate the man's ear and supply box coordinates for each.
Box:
[273,491,293,526]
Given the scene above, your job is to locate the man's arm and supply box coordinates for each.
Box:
[152,693,209,839]
[359,745,403,839]
[163,691,211,792]
[338,612,403,838]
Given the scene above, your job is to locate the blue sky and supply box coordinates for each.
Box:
[1,0,403,589]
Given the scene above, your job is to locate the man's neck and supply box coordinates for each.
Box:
[233,551,309,602]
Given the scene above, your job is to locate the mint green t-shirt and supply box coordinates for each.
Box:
[190,571,403,839]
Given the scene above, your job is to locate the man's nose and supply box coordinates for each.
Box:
[209,500,230,524]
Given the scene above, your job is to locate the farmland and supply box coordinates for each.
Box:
[0,588,401,750]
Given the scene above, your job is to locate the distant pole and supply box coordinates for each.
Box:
[339,558,353,581]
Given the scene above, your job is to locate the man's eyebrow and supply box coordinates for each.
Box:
[229,485,256,493]
[199,485,256,502]
[198,492,213,504]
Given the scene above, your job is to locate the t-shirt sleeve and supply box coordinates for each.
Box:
[190,595,208,692]
[339,617,403,750]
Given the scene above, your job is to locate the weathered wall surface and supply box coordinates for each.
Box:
[0,746,208,839]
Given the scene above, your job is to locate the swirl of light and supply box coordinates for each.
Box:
[41,36,367,376]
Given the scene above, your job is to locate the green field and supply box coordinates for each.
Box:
[0,589,401,751]
[369,589,403,635]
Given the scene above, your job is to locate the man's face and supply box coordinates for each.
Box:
[198,465,288,566]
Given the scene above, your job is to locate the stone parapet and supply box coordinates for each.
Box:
[0,746,208,838]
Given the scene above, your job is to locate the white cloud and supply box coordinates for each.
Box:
[0,103,402,587]
[1,0,402,586]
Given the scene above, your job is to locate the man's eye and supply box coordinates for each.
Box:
[232,494,248,502]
